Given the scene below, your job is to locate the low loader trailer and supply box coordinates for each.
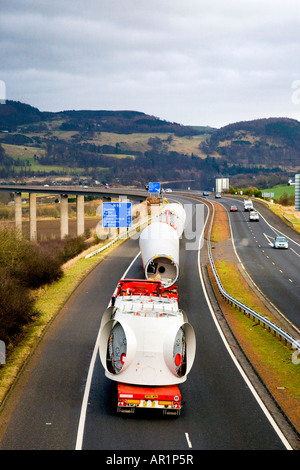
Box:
[99,279,196,416]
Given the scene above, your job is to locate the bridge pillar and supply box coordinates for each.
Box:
[76,194,85,236]
[29,193,37,241]
[296,173,300,211]
[60,194,69,239]
[14,192,22,231]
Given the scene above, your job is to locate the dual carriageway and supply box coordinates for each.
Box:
[0,186,299,451]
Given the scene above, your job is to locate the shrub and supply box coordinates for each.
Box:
[13,244,63,289]
[0,268,36,345]
[0,227,91,349]
[59,235,88,263]
[276,192,295,206]
[0,228,63,289]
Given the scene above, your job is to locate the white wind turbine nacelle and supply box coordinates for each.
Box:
[99,308,196,386]
[139,222,179,288]
[163,321,196,378]
[99,318,137,376]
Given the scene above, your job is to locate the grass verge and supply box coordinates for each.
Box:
[208,203,300,434]
[266,203,300,234]
[0,236,127,408]
[210,201,230,242]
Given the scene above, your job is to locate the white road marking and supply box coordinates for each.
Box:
[290,247,300,258]
[263,233,274,246]
[185,432,192,448]
[201,199,293,451]
[75,251,141,450]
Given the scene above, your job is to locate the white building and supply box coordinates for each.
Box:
[216,177,229,193]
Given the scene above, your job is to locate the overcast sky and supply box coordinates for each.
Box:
[1,0,300,128]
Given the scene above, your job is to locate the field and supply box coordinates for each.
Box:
[0,196,104,240]
[1,143,110,175]
[262,184,295,199]
[86,131,208,157]
[0,217,100,241]
[1,129,209,177]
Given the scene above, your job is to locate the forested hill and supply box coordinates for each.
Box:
[0,100,299,189]
[0,100,200,136]
[200,117,300,169]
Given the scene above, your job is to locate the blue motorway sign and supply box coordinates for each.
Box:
[149,182,161,193]
[102,202,132,228]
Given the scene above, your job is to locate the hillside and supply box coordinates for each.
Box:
[0,100,201,136]
[0,101,299,189]
[200,118,300,170]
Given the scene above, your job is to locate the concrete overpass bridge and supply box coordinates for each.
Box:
[0,185,147,240]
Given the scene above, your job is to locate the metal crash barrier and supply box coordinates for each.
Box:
[205,198,300,356]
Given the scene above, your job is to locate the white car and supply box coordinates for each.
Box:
[165,188,172,193]
[249,211,259,221]
[273,236,288,249]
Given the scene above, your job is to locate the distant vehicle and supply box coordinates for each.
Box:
[165,188,172,193]
[273,236,288,249]
[105,184,110,189]
[249,211,259,221]
[230,205,238,212]
[215,193,221,198]
[202,191,209,197]
[244,200,254,211]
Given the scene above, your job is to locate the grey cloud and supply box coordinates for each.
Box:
[1,0,300,126]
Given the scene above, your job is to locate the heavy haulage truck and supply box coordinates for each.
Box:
[244,199,254,211]
[98,203,196,415]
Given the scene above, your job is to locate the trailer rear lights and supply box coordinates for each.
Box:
[127,399,140,405]
[175,353,182,366]
[120,353,126,365]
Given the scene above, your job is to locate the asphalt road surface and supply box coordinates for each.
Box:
[216,196,300,334]
[0,196,292,450]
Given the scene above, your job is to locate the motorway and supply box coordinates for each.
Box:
[0,195,295,450]
[213,196,300,335]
